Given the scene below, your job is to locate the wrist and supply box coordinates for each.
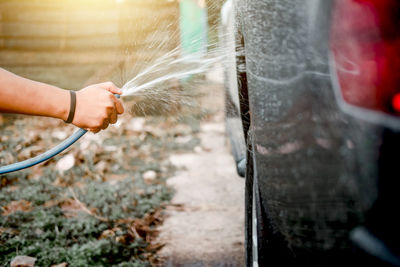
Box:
[64,90,77,124]
[53,89,70,121]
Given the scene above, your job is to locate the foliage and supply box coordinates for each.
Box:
[0,114,201,266]
[0,173,168,266]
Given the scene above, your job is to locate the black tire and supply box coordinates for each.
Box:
[237,5,295,265]
[245,146,296,267]
[244,147,255,266]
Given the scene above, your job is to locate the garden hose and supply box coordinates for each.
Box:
[0,94,121,175]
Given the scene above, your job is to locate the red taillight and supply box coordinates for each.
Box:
[330,0,400,116]
[393,93,400,112]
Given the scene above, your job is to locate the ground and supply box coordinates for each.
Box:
[157,77,245,266]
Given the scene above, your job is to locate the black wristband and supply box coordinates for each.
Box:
[65,90,76,124]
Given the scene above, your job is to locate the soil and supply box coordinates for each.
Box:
[157,74,245,266]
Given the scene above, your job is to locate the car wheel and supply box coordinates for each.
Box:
[244,146,255,266]
[245,146,296,267]
[250,170,260,267]
[245,154,269,267]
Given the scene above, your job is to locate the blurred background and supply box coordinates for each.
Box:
[0,1,243,266]
[0,0,179,90]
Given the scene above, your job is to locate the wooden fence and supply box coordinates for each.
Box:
[0,0,179,89]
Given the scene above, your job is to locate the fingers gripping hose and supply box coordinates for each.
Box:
[0,94,120,175]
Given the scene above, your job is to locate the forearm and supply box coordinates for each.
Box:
[0,68,69,120]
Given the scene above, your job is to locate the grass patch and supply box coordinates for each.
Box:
[0,113,202,266]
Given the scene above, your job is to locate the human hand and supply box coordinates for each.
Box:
[72,82,124,133]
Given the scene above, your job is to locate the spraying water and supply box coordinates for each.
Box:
[114,0,231,117]
[121,47,221,97]
[117,38,227,118]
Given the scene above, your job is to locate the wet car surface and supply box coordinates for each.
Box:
[221,0,400,266]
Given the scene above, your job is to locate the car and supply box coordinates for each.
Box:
[220,0,400,266]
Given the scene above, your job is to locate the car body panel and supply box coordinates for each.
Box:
[221,0,247,175]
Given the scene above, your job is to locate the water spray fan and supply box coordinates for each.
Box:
[0,94,120,175]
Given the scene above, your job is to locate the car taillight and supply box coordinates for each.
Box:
[330,0,400,116]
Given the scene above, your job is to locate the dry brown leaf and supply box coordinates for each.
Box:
[104,174,129,182]
[2,200,32,216]
[0,227,19,235]
[43,199,63,208]
[99,229,116,239]
[115,235,126,244]
[60,198,83,218]
[72,181,86,189]
[7,185,19,192]
[165,203,185,211]
[146,242,165,251]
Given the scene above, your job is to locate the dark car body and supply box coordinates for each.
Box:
[221,0,400,266]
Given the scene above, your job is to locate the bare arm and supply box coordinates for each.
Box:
[0,68,124,133]
[0,68,70,120]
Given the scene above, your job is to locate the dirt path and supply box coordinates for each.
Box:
[157,76,245,266]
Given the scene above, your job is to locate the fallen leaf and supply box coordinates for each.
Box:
[174,136,192,144]
[60,199,82,218]
[95,161,108,173]
[99,229,115,239]
[194,146,203,153]
[43,199,63,208]
[2,200,32,216]
[10,256,36,267]
[0,227,19,235]
[105,174,128,182]
[115,236,126,244]
[143,170,157,183]
[56,154,75,173]
[52,131,68,140]
[146,242,165,252]
[127,117,146,132]
[7,186,19,192]
[103,145,118,152]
